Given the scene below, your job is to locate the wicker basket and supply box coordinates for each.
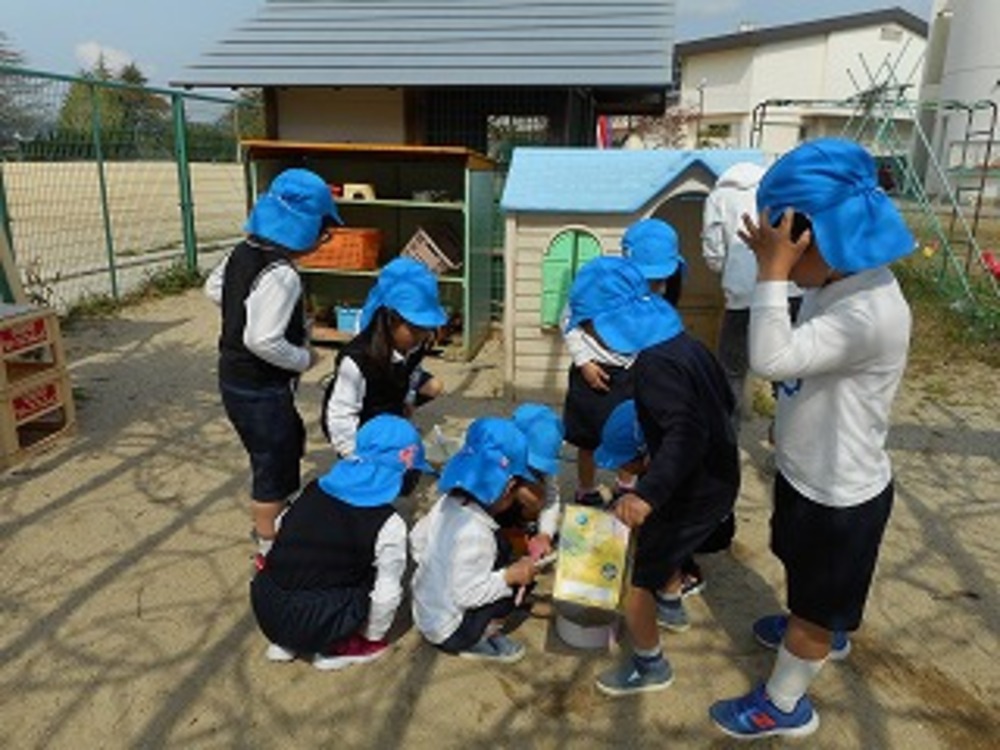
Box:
[298,228,382,270]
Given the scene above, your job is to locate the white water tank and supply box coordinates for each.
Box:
[937,0,1000,170]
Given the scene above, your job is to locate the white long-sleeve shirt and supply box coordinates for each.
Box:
[204,251,310,373]
[323,349,426,456]
[366,514,408,640]
[410,493,513,644]
[536,475,561,539]
[749,269,910,507]
[560,304,635,368]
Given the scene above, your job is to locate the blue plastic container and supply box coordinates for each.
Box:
[335,306,362,333]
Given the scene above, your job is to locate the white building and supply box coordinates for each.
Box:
[674,8,928,157]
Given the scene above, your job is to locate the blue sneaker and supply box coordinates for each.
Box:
[459,633,525,664]
[753,614,851,660]
[654,593,690,632]
[596,654,674,697]
[710,683,819,739]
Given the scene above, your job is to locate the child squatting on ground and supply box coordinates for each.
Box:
[561,218,684,506]
[709,138,915,740]
[564,256,739,697]
[410,417,539,662]
[204,167,342,555]
[251,414,436,670]
[322,257,447,457]
[505,403,565,563]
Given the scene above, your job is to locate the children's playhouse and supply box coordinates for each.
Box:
[500,147,765,398]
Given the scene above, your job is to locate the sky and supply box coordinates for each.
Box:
[3,0,935,91]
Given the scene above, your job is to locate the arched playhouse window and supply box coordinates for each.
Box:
[539,228,602,327]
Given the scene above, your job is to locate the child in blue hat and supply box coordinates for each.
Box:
[205,167,343,554]
[508,403,565,561]
[562,218,685,506]
[410,417,538,661]
[565,258,738,699]
[322,257,447,457]
[251,414,435,670]
[709,138,914,740]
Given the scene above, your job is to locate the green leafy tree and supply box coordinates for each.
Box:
[115,62,170,158]
[0,32,40,149]
[216,88,265,139]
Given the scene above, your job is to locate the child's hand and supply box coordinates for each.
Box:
[527,533,554,561]
[737,208,812,281]
[504,557,537,587]
[306,346,321,370]
[612,492,653,528]
[580,361,611,392]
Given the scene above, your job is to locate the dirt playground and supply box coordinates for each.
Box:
[0,288,997,749]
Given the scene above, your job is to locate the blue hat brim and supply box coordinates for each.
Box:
[809,195,914,273]
[635,255,685,280]
[319,453,435,508]
[438,450,528,505]
[594,443,636,471]
[245,192,342,252]
[527,450,559,476]
[589,296,684,354]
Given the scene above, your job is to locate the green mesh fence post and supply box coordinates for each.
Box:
[89,81,119,300]
[172,94,198,272]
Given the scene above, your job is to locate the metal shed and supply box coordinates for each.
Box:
[500,147,765,398]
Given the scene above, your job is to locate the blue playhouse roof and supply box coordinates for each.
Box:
[500,147,766,214]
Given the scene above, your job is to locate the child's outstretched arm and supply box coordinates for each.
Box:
[365,513,408,641]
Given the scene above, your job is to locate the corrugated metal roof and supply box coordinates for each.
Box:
[173,0,676,88]
[675,7,927,59]
[501,147,766,213]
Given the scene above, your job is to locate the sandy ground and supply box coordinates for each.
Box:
[1,288,997,749]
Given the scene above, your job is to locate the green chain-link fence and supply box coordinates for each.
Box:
[0,65,262,309]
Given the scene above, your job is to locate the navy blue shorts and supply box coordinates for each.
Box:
[771,471,894,632]
[251,572,368,654]
[220,379,305,501]
[563,364,634,450]
[631,495,735,591]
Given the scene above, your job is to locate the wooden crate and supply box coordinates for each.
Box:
[0,305,66,389]
[0,305,75,468]
[401,224,463,274]
[0,367,76,468]
[297,228,382,270]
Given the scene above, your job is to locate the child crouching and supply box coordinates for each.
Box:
[251,414,435,670]
[410,417,537,662]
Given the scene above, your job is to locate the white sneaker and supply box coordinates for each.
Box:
[265,643,296,663]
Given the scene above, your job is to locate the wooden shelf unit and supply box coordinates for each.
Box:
[241,140,497,360]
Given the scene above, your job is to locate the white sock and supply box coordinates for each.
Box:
[634,643,662,660]
[766,645,824,713]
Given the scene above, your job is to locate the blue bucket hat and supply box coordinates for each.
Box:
[757,138,915,273]
[245,168,343,252]
[359,257,448,331]
[595,400,646,470]
[565,256,684,354]
[512,403,565,476]
[622,218,686,280]
[438,417,532,506]
[319,414,435,507]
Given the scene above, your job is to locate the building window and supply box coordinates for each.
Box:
[880,25,903,42]
[540,229,602,326]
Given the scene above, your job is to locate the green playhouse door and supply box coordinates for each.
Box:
[540,229,601,326]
